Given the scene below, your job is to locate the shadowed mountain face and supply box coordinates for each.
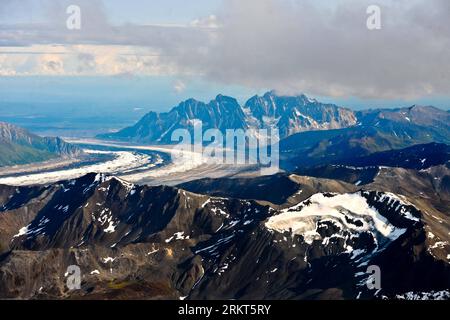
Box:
[337,143,450,169]
[178,174,303,206]
[294,166,380,186]
[0,172,448,300]
[178,173,358,207]
[0,122,83,167]
[289,143,450,185]
[97,92,357,143]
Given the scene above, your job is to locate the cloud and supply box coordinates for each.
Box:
[190,15,219,29]
[1,0,449,100]
[0,44,177,76]
[173,79,187,93]
[160,0,450,99]
[38,54,64,74]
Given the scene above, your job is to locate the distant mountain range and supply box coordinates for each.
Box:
[97,92,450,172]
[97,91,357,143]
[0,122,82,167]
[280,105,450,170]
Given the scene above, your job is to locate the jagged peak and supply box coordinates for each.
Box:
[258,90,316,102]
[177,95,239,107]
[262,90,277,97]
[214,94,238,103]
[183,97,202,104]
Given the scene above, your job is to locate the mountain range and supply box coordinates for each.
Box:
[0,92,449,300]
[280,105,450,170]
[0,169,448,299]
[97,92,450,173]
[97,91,358,143]
[98,92,449,148]
[0,122,83,167]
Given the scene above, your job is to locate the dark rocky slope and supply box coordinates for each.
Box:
[0,173,448,300]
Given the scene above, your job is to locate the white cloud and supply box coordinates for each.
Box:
[173,79,187,93]
[190,15,220,29]
[0,45,180,76]
[0,0,449,100]
[38,54,65,74]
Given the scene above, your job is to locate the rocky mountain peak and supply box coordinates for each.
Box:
[1,172,448,300]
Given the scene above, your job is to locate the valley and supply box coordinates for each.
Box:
[0,139,260,187]
[0,91,449,300]
[1,0,449,305]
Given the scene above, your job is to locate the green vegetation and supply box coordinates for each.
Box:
[0,142,57,167]
[0,122,81,167]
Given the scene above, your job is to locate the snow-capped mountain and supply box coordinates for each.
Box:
[97,93,449,166]
[244,91,357,137]
[0,172,448,300]
[97,91,357,143]
[98,95,248,144]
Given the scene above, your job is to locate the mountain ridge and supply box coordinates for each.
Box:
[280,105,450,170]
[0,172,448,299]
[97,93,449,164]
[97,91,358,143]
[0,122,83,167]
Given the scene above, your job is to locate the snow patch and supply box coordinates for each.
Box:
[395,290,450,300]
[265,192,409,249]
[102,257,116,263]
[13,225,30,238]
[165,231,190,243]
